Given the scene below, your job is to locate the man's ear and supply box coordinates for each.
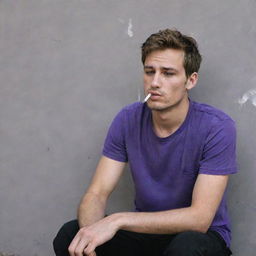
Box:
[185,72,198,90]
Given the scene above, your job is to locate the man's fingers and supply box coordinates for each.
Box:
[68,236,81,256]
[68,231,90,256]
[76,240,89,256]
[89,251,97,256]
[84,242,96,256]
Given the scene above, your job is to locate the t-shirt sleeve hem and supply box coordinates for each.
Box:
[199,167,238,175]
[102,151,128,163]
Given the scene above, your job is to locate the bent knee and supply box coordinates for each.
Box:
[53,220,79,254]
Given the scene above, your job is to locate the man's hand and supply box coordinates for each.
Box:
[68,215,119,256]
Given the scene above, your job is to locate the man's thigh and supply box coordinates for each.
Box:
[96,229,158,256]
[163,230,232,256]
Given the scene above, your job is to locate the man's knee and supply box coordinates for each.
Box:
[164,231,208,256]
[53,220,79,255]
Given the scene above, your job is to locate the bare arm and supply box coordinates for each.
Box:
[69,156,126,256]
[78,156,126,227]
[113,174,229,234]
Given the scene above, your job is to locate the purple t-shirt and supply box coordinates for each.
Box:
[103,100,238,247]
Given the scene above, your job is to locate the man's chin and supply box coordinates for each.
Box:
[147,102,168,111]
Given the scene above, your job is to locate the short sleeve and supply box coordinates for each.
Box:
[102,109,128,162]
[199,119,238,175]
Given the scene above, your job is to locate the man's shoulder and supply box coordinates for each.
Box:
[191,101,235,124]
[118,102,147,117]
[122,102,144,111]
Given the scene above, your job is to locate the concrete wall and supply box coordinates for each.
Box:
[0,0,255,255]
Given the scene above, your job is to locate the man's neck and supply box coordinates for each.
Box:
[152,97,190,138]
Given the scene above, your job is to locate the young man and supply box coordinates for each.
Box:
[53,29,237,256]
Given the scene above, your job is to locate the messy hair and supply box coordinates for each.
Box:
[141,29,202,77]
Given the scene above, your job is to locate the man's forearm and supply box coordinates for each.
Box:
[111,207,211,235]
[78,191,107,228]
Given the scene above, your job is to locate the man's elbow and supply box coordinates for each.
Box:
[192,217,212,234]
[189,209,213,233]
[193,224,209,234]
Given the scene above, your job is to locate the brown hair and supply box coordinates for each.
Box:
[141,29,202,77]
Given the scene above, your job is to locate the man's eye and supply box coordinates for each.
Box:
[145,70,155,75]
[164,72,174,76]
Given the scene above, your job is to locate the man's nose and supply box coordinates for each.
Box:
[151,73,160,87]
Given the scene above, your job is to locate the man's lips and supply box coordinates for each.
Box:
[148,91,162,100]
[148,91,161,96]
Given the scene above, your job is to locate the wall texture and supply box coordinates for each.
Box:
[0,0,255,255]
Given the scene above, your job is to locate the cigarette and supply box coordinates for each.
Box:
[143,93,151,103]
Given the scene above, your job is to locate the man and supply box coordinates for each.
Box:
[53,29,237,256]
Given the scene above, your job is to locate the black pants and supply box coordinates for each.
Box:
[53,220,232,256]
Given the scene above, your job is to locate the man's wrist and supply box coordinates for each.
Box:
[109,212,130,231]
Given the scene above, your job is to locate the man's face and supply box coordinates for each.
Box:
[143,48,193,111]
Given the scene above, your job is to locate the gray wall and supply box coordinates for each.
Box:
[0,0,255,255]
